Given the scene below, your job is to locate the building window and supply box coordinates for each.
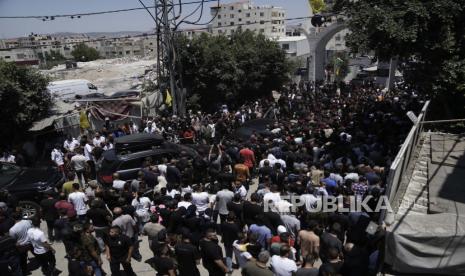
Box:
[246,13,250,17]
[260,20,265,24]
[218,22,222,26]
[230,22,234,26]
[335,35,341,41]
[260,12,264,17]
[4,56,11,59]
[230,6,234,10]
[238,9,241,13]
[17,53,25,59]
[282,44,289,50]
[230,14,234,18]
[272,12,278,17]
[218,15,221,19]
[260,29,265,33]
[246,21,251,24]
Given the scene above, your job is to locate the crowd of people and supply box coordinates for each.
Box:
[0,80,424,276]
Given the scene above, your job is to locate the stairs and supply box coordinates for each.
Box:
[397,133,430,215]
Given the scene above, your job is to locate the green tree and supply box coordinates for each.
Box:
[71,43,100,61]
[340,0,465,117]
[0,60,52,144]
[309,0,326,14]
[175,30,291,111]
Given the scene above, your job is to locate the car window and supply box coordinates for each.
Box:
[118,157,144,170]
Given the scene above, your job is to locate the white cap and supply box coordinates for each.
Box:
[277,225,287,234]
[241,252,253,260]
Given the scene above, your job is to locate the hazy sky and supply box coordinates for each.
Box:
[0,0,311,38]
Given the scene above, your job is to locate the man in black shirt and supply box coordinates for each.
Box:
[175,234,201,276]
[319,223,343,263]
[199,229,228,276]
[40,191,59,242]
[86,199,112,241]
[242,193,263,227]
[221,213,240,272]
[105,226,135,276]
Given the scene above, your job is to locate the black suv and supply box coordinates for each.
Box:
[0,162,64,218]
[98,133,198,184]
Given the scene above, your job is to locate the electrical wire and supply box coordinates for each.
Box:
[175,0,206,29]
[181,0,219,26]
[137,0,157,22]
[0,0,219,19]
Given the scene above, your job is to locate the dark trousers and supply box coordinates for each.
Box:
[46,220,55,241]
[87,161,96,180]
[36,251,56,276]
[17,246,30,274]
[109,259,135,276]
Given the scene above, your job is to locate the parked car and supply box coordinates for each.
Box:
[98,133,198,184]
[0,162,65,218]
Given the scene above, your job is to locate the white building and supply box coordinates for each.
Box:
[0,48,39,65]
[209,0,286,39]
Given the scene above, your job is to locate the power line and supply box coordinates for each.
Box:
[0,0,219,19]
[1,14,342,50]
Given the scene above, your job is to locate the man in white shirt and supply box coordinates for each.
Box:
[51,144,64,172]
[9,212,32,274]
[263,185,281,212]
[92,132,106,147]
[63,136,80,152]
[84,140,96,179]
[271,245,297,276]
[233,181,247,200]
[112,173,126,190]
[27,218,56,276]
[68,183,89,222]
[192,185,210,215]
[70,148,87,188]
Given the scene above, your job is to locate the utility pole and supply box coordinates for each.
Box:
[154,0,185,116]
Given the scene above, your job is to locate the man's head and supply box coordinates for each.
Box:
[31,217,41,228]
[205,229,218,242]
[303,254,316,267]
[109,226,121,238]
[67,172,75,181]
[72,182,80,191]
[113,173,120,180]
[264,160,270,167]
[280,244,291,257]
[150,214,159,223]
[113,207,123,217]
[257,251,270,264]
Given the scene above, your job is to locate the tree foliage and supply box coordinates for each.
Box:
[71,43,100,61]
[175,30,291,111]
[0,60,52,144]
[309,0,326,14]
[341,0,465,116]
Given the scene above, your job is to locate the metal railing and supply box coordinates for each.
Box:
[382,100,430,224]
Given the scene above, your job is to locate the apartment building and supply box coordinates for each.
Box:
[209,0,286,39]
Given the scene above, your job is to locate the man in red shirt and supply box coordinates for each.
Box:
[239,145,256,172]
[54,193,76,218]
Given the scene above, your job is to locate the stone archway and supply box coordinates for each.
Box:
[300,21,348,82]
